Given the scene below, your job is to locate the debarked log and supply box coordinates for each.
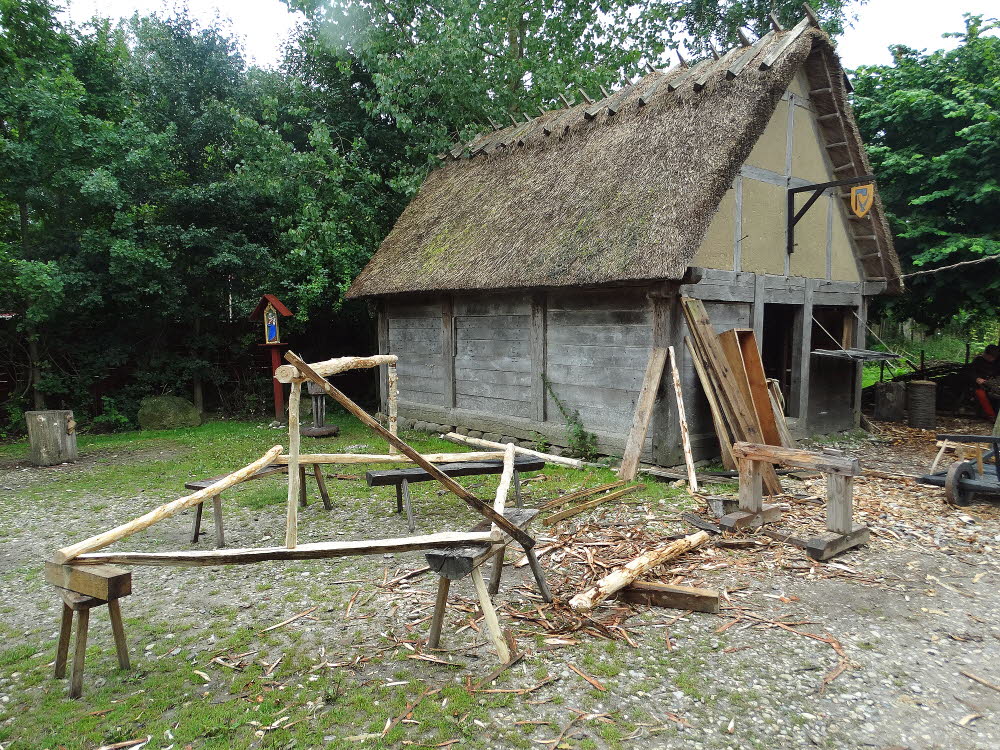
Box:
[70,532,496,566]
[53,446,284,563]
[568,531,710,613]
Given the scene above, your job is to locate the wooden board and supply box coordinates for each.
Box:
[366,458,545,487]
[685,337,737,470]
[612,582,719,613]
[734,329,783,447]
[681,298,781,495]
[619,347,668,480]
[731,442,861,476]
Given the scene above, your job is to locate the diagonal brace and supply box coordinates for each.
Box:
[283,351,535,549]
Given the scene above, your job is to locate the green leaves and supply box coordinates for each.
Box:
[853,14,1000,326]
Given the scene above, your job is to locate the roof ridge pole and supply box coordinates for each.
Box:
[802,2,820,27]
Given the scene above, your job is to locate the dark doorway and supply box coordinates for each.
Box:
[761,304,798,415]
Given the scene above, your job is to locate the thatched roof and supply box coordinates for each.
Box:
[347,19,901,299]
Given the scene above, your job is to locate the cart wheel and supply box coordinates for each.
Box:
[945,460,976,507]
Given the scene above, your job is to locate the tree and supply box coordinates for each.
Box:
[283,0,860,191]
[852,15,1000,328]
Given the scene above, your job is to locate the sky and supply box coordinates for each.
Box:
[60,0,998,70]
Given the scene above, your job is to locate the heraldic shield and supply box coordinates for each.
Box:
[851,184,874,218]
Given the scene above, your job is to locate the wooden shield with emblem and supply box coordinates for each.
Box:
[850,184,874,218]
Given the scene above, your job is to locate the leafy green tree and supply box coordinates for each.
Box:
[284,0,860,190]
[852,15,1000,327]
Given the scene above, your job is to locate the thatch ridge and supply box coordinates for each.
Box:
[347,25,900,298]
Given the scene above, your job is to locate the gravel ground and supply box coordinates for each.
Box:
[1,420,1000,749]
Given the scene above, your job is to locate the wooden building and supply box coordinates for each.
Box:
[346,14,902,466]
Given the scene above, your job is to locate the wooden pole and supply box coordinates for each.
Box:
[491,444,516,540]
[387,362,399,454]
[568,531,709,613]
[668,346,698,493]
[53,446,284,563]
[72,532,496,566]
[283,351,535,549]
[286,382,302,548]
[441,432,584,468]
[274,354,398,383]
[274,451,505,465]
[619,347,668,480]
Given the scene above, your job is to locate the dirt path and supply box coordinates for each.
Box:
[1,421,999,748]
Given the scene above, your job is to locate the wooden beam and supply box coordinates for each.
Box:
[276,451,505,465]
[53,446,284,564]
[441,432,583,469]
[274,355,398,384]
[619,347,668,480]
[285,352,535,549]
[759,17,811,70]
[612,582,719,613]
[727,31,774,79]
[73,533,496,567]
[442,297,456,408]
[731,442,862,475]
[685,337,736,470]
[530,294,547,421]
[45,563,131,601]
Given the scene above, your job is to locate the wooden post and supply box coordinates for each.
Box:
[286,382,302,549]
[427,577,450,649]
[795,279,816,425]
[667,346,698,493]
[491,444,516,540]
[530,294,547,422]
[69,608,89,699]
[826,474,853,534]
[620,348,668,480]
[387,362,399,453]
[54,605,73,679]
[738,458,763,513]
[377,302,390,416]
[25,410,77,466]
[442,297,456,408]
[471,567,511,662]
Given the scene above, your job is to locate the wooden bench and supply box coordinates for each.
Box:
[728,442,868,560]
[45,563,132,698]
[366,457,544,532]
[185,462,331,547]
[424,507,550,662]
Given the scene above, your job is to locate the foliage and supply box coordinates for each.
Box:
[0,1,406,430]
[852,15,1000,327]
[543,375,598,460]
[283,0,860,191]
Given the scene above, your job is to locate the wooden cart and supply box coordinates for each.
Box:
[918,433,1000,506]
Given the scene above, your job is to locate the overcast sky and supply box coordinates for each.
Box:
[60,0,998,70]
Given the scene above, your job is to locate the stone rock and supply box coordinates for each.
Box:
[456,426,470,436]
[468,430,484,439]
[137,396,202,431]
[482,432,502,443]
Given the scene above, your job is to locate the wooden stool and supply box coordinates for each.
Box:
[45,563,132,698]
[424,508,550,663]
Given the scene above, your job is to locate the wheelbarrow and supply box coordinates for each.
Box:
[917,433,1000,506]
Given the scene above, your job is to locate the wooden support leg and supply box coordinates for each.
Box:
[427,577,450,649]
[298,466,308,507]
[513,472,523,508]
[54,604,73,679]
[524,548,553,603]
[212,494,225,548]
[395,484,404,514]
[826,474,854,535]
[191,501,204,543]
[401,479,415,532]
[69,608,90,699]
[107,599,130,670]
[471,568,511,663]
[488,548,504,596]
[313,464,332,510]
[720,458,781,530]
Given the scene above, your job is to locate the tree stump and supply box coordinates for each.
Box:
[26,410,77,466]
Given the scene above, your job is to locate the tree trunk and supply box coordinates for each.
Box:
[993,411,999,438]
[27,337,46,410]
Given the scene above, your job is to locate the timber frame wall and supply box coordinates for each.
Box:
[378,268,886,467]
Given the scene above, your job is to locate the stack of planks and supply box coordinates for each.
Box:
[681,298,790,496]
